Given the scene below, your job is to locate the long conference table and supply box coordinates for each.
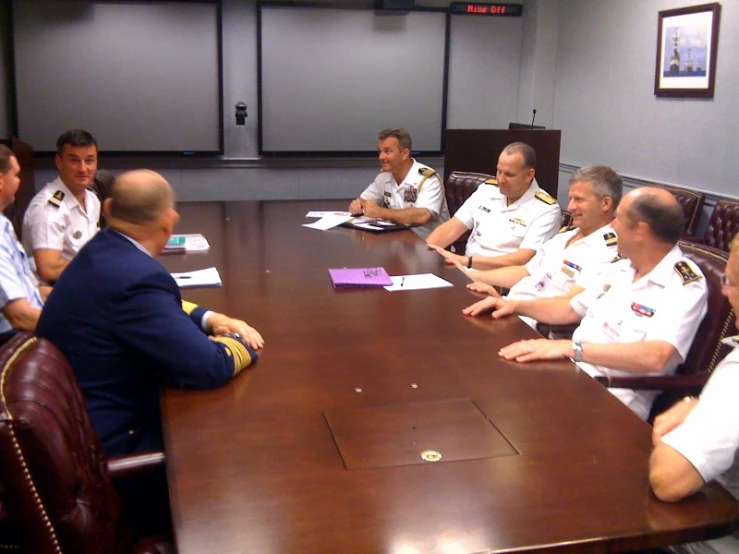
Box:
[160,200,738,554]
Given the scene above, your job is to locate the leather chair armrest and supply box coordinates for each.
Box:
[680,233,703,244]
[107,451,166,479]
[593,373,709,391]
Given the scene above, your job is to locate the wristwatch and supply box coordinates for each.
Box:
[225,332,244,342]
[572,339,584,363]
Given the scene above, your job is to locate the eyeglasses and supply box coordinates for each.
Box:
[721,273,737,289]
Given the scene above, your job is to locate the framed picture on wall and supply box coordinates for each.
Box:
[654,3,721,98]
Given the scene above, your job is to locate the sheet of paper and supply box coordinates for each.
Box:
[171,267,222,288]
[384,273,454,292]
[306,211,352,218]
[303,214,353,230]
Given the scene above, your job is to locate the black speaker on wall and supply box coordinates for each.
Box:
[373,0,415,10]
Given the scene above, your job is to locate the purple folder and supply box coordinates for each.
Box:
[328,267,393,288]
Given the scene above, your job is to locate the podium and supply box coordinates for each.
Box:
[444,129,561,198]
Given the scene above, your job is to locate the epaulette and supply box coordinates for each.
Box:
[483,178,498,186]
[557,225,576,234]
[47,190,64,208]
[535,191,557,205]
[611,254,625,263]
[674,260,702,285]
[416,167,440,194]
[418,168,437,177]
[603,232,617,246]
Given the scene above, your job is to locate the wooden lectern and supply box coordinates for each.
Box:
[444,129,561,198]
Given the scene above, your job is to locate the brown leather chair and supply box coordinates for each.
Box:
[444,171,494,253]
[559,210,573,231]
[594,241,735,421]
[689,199,739,253]
[0,333,173,554]
[655,184,705,236]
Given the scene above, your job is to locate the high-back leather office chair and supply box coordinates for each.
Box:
[696,199,739,253]
[444,171,494,253]
[655,184,705,236]
[593,241,734,422]
[0,333,173,554]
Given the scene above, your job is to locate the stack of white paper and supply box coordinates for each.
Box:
[171,267,222,288]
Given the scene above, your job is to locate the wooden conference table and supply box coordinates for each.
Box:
[161,200,737,554]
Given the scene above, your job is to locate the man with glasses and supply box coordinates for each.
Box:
[23,129,101,282]
[649,233,739,553]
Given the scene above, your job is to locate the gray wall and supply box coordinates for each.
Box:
[553,0,739,208]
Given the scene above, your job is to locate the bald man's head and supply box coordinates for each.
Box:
[625,186,684,245]
[108,169,174,225]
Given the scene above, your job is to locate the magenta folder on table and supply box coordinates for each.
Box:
[328,267,393,288]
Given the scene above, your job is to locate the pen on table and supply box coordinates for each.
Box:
[176,276,192,279]
[400,276,405,287]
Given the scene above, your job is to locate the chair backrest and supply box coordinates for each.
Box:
[0,499,22,552]
[676,241,735,378]
[702,199,739,252]
[655,184,705,236]
[0,333,126,554]
[560,210,573,231]
[444,171,493,253]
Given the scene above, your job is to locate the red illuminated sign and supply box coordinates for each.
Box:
[450,3,523,17]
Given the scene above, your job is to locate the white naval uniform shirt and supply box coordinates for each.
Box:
[662,343,739,554]
[570,244,708,420]
[360,159,450,239]
[453,178,561,257]
[22,177,101,266]
[507,224,619,329]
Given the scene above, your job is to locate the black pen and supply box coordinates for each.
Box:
[400,277,405,287]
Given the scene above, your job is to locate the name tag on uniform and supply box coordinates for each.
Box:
[508,217,527,228]
[383,191,392,198]
[535,272,553,291]
[631,302,656,318]
[478,206,491,213]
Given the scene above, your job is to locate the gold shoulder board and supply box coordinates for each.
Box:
[603,232,617,246]
[535,191,557,205]
[611,254,625,263]
[674,260,702,285]
[418,168,437,177]
[484,178,498,186]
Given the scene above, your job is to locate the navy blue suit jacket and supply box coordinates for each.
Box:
[37,230,239,456]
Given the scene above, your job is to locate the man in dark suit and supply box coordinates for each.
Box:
[37,169,264,457]
[37,169,264,539]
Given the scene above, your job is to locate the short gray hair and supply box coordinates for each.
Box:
[377,128,412,152]
[570,165,623,208]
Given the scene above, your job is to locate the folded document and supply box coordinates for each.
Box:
[171,267,222,288]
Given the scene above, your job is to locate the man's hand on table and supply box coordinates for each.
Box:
[208,313,265,350]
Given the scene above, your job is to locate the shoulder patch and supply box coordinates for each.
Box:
[418,168,437,177]
[483,178,498,186]
[535,191,557,205]
[558,225,575,234]
[674,260,702,285]
[47,190,65,208]
[603,232,617,246]
[611,254,625,263]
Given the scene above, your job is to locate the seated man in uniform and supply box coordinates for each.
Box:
[23,129,101,282]
[462,165,622,330]
[37,169,264,457]
[466,187,707,420]
[426,142,561,270]
[649,233,739,554]
[0,145,48,335]
[348,128,449,239]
